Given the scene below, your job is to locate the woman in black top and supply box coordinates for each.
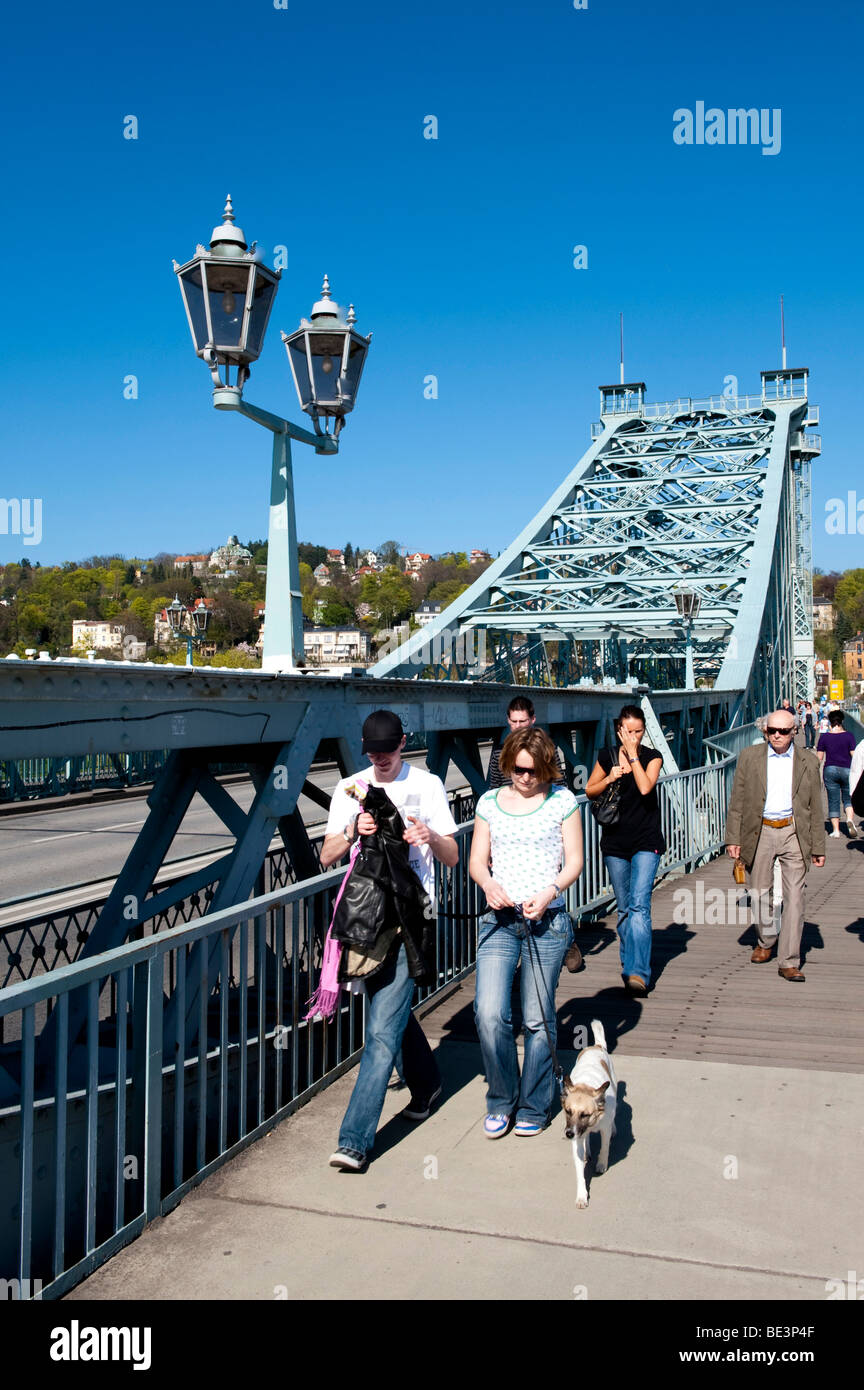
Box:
[585,704,665,996]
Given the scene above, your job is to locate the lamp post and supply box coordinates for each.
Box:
[673,588,701,689]
[166,595,212,667]
[174,198,371,671]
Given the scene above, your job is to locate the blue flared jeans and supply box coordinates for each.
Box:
[604,850,660,985]
[338,944,439,1156]
[473,908,573,1125]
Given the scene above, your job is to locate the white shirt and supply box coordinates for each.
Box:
[326,762,457,897]
[763,745,794,818]
[475,786,578,906]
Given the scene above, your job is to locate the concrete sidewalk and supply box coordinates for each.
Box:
[67,1038,862,1301]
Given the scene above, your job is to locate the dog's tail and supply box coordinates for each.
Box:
[590,1019,607,1050]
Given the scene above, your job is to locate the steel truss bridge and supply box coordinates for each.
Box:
[0,364,818,1297]
[372,368,819,718]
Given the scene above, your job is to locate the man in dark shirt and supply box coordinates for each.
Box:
[486,696,567,789]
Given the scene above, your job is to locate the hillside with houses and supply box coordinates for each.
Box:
[0,539,494,669]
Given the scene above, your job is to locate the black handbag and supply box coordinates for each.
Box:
[590,750,623,825]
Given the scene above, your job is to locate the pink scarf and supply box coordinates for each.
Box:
[304,780,369,1021]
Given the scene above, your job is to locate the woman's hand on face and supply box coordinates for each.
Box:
[618,727,640,758]
[484,879,515,910]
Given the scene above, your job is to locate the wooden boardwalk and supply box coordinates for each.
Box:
[424,824,864,1075]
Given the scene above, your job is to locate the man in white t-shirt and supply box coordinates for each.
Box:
[323,709,458,1172]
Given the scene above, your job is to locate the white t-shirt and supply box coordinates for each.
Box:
[475,785,578,906]
[326,762,458,897]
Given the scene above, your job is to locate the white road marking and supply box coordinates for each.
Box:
[29,818,147,845]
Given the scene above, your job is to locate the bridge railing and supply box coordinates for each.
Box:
[0,789,479,999]
[0,757,736,1300]
[0,752,169,802]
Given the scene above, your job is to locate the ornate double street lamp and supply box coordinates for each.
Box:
[174,198,371,670]
[166,595,212,667]
[673,587,702,689]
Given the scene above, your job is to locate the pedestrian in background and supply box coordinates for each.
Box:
[585,704,665,997]
[803,701,815,749]
[817,709,858,838]
[725,708,825,982]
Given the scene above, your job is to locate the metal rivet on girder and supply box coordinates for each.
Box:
[121,734,131,746]
[121,706,130,718]
[42,677,54,692]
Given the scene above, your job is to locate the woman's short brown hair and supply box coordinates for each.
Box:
[499,728,563,784]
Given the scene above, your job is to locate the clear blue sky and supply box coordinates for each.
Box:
[3,0,861,572]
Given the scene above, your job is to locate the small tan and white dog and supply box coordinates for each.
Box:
[561,1019,617,1209]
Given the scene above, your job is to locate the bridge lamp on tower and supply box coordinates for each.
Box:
[173,199,371,672]
[673,588,701,690]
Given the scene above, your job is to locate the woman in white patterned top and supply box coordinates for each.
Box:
[469,728,584,1138]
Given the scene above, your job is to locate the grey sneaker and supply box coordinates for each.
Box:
[399,1086,442,1121]
[329,1147,367,1171]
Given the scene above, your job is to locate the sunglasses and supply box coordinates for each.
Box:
[512,763,538,777]
[765,726,794,735]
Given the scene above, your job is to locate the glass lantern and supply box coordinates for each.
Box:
[281,277,371,435]
[174,197,280,389]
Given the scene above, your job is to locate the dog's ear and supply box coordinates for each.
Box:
[563,1076,578,1093]
[594,1081,610,1097]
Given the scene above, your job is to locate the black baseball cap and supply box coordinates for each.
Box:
[362,709,405,753]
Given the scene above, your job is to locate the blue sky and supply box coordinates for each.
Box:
[3,0,862,571]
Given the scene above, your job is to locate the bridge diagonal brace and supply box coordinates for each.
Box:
[175,701,339,1048]
[196,771,249,840]
[37,749,206,1062]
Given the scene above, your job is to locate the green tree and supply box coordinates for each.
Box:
[320,599,354,626]
[427,578,469,606]
[298,542,327,569]
[360,567,413,627]
[833,569,864,636]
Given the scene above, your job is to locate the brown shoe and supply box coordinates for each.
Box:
[625,974,648,996]
[750,946,773,963]
[778,966,805,982]
[564,943,583,973]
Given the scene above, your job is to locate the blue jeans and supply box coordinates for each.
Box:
[824,764,851,819]
[473,909,573,1125]
[338,944,439,1155]
[604,851,660,985]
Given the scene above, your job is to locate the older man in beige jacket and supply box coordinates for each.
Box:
[725,707,825,982]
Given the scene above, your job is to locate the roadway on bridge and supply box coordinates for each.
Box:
[0,754,474,921]
[66,825,864,1302]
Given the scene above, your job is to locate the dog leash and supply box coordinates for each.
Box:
[523,922,567,1095]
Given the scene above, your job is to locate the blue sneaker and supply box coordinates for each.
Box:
[514,1119,545,1136]
[483,1113,511,1139]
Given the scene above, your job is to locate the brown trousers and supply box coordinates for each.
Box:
[748,821,807,969]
